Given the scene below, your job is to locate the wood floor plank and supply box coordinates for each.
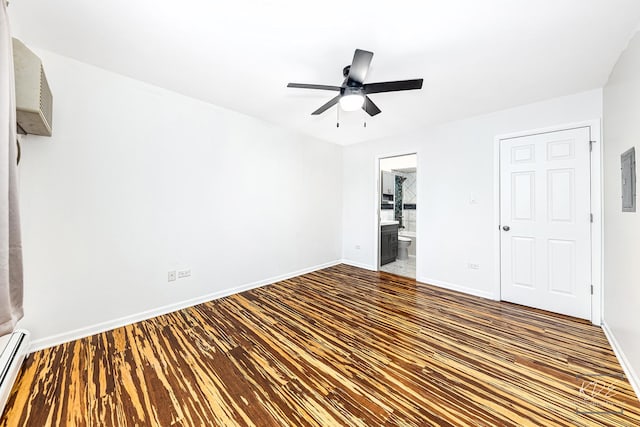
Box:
[1,264,639,426]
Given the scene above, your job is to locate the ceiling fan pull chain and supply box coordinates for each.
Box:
[363,97,367,127]
[336,104,340,127]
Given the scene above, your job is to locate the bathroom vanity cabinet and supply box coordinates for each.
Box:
[380,223,398,265]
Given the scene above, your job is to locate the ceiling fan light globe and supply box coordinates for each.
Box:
[339,94,365,111]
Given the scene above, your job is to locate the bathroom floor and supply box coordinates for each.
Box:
[379,256,416,279]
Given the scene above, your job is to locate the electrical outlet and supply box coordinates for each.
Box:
[168,271,177,282]
[468,263,480,270]
[178,269,191,279]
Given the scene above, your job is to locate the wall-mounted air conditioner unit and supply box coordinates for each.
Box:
[12,38,53,136]
[0,330,30,415]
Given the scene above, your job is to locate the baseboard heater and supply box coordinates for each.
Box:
[0,330,30,415]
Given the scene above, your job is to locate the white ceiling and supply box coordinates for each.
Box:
[8,0,640,145]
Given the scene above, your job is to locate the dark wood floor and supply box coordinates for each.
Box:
[2,264,639,426]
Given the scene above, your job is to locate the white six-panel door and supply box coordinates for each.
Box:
[500,127,591,319]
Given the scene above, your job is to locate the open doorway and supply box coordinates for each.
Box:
[378,154,417,278]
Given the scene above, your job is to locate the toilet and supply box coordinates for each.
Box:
[397,236,412,260]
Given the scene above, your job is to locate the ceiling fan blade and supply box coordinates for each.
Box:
[311,95,341,115]
[362,96,381,116]
[287,83,341,91]
[363,79,423,94]
[348,49,374,84]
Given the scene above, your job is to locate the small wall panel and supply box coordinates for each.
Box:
[621,147,636,212]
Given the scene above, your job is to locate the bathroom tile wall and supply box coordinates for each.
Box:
[403,172,417,204]
[380,209,395,221]
[394,175,405,225]
[379,170,416,227]
[404,209,417,232]
[402,171,417,232]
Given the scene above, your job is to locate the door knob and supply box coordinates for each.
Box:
[502,225,510,231]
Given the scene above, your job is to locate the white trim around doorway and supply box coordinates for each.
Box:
[374,151,419,274]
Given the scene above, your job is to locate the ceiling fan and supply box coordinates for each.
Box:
[287,49,423,116]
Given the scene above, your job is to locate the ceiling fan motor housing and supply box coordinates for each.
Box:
[341,86,363,97]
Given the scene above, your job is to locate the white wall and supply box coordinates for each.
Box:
[603,29,640,395]
[10,45,610,356]
[17,49,342,347]
[342,89,602,298]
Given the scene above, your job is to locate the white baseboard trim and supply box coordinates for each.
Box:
[601,321,640,401]
[417,276,496,300]
[340,259,377,271]
[29,260,342,353]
